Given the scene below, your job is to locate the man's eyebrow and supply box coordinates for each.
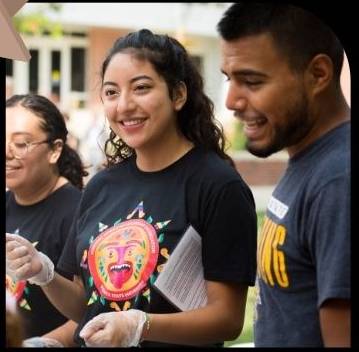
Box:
[221,69,268,78]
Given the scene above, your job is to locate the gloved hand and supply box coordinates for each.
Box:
[23,336,64,347]
[6,233,54,286]
[79,309,147,347]
[6,290,17,314]
[6,257,18,282]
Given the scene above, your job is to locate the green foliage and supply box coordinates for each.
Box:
[257,210,265,230]
[13,4,63,38]
[48,3,62,12]
[229,121,247,151]
[225,287,256,346]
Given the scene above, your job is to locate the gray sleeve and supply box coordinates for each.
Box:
[307,175,350,308]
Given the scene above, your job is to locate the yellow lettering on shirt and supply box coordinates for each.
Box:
[258,216,289,288]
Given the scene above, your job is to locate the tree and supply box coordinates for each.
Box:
[13,3,63,37]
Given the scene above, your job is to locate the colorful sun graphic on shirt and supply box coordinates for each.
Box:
[88,219,158,300]
[6,275,26,301]
[86,201,171,303]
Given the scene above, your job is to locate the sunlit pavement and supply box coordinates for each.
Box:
[227,342,254,348]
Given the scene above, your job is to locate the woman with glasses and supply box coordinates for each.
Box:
[5,94,88,347]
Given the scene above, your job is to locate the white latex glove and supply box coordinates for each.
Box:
[23,336,64,347]
[6,233,54,286]
[6,289,17,313]
[79,309,147,347]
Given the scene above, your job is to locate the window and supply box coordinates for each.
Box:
[29,49,39,93]
[71,47,86,92]
[6,59,13,77]
[51,50,61,97]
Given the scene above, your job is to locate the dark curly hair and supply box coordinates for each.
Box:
[101,29,234,167]
[6,94,88,189]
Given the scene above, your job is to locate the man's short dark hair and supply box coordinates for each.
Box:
[217,3,344,85]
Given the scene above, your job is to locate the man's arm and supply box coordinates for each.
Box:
[319,298,351,347]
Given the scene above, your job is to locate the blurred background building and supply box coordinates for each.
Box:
[5,3,351,210]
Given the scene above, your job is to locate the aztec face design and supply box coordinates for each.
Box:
[6,274,26,301]
[88,219,159,301]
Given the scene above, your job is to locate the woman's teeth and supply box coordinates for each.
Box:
[122,119,145,126]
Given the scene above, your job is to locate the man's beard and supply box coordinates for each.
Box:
[247,92,313,158]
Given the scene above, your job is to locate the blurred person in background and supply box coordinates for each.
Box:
[62,112,80,151]
[6,29,257,347]
[217,3,350,347]
[6,290,23,347]
[6,94,88,347]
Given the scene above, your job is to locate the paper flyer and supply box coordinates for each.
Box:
[153,225,208,311]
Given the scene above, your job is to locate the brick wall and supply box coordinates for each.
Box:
[232,153,288,186]
[87,27,130,111]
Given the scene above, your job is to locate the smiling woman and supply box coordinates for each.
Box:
[5,94,87,346]
[101,53,188,166]
[5,30,257,349]
[6,95,88,194]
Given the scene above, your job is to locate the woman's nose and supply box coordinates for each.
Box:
[116,93,136,113]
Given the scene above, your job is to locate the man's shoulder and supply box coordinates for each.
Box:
[314,127,350,180]
[295,122,350,182]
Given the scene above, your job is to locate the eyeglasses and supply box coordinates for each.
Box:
[7,139,51,159]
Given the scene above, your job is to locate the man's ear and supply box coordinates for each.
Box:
[48,139,64,164]
[173,81,187,111]
[305,54,333,96]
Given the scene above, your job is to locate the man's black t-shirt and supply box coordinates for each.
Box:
[58,147,257,347]
[6,183,82,338]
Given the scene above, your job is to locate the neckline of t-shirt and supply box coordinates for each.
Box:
[129,146,199,177]
[11,182,72,208]
[288,120,350,165]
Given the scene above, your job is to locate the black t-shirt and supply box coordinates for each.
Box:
[58,147,257,347]
[6,183,82,338]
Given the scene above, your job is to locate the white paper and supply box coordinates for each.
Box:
[153,225,208,311]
